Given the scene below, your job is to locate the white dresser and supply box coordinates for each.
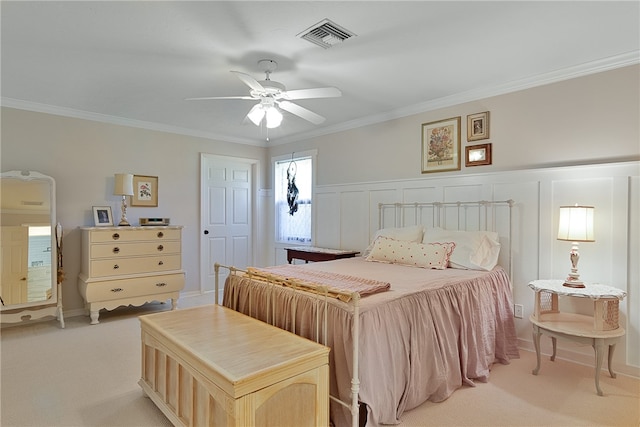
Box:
[78,226,185,324]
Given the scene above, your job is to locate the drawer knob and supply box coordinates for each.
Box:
[111,288,123,293]
[113,247,120,254]
[157,245,164,252]
[112,233,120,240]
[113,264,120,270]
[157,231,164,238]
[158,261,164,266]
[156,282,167,287]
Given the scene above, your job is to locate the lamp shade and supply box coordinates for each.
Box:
[265,106,283,128]
[247,104,265,126]
[114,173,134,196]
[557,205,595,242]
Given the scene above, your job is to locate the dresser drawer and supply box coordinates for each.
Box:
[90,255,182,277]
[89,228,181,243]
[84,273,185,302]
[90,241,181,259]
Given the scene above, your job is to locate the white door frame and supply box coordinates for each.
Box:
[200,153,260,297]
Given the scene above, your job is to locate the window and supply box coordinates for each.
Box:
[274,153,314,244]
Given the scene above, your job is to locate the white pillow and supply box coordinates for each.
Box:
[366,236,455,270]
[423,227,501,271]
[362,224,424,257]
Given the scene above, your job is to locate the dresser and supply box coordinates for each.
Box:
[139,305,329,427]
[78,226,185,324]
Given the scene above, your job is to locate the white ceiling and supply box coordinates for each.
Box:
[2,1,638,146]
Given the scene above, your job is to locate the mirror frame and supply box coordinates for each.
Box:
[0,170,64,327]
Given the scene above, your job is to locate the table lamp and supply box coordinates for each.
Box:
[557,204,595,288]
[114,173,134,226]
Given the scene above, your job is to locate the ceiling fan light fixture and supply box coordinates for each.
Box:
[265,106,283,128]
[247,104,265,126]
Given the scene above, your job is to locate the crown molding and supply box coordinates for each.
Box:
[271,51,640,146]
[2,51,637,148]
[0,98,267,147]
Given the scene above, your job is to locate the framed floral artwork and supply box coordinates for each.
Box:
[92,206,113,226]
[421,116,461,173]
[467,111,490,141]
[130,175,158,207]
[465,143,492,167]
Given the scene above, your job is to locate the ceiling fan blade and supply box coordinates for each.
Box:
[283,87,341,100]
[278,100,326,125]
[231,71,265,93]
[185,96,255,101]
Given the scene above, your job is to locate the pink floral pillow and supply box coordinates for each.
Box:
[365,236,455,270]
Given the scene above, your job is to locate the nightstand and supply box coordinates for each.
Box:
[528,279,626,396]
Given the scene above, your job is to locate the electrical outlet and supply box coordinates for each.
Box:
[514,304,524,319]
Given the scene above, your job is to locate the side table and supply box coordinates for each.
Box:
[528,279,626,396]
[285,246,360,264]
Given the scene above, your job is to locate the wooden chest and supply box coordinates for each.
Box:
[139,305,330,427]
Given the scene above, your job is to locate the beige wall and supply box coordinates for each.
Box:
[0,109,267,314]
[1,64,638,317]
[268,65,639,185]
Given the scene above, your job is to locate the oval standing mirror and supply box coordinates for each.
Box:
[1,170,64,327]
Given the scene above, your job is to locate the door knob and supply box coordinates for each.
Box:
[204,230,209,235]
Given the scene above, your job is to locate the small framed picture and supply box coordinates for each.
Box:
[130,175,158,207]
[465,143,492,167]
[421,116,461,174]
[93,206,114,226]
[467,111,490,141]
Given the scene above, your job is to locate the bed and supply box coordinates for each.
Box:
[216,201,519,427]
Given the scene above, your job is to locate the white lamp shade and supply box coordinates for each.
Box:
[247,104,265,126]
[265,106,283,128]
[114,173,134,196]
[557,205,595,242]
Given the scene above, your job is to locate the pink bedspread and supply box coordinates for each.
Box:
[223,257,519,427]
[247,265,390,301]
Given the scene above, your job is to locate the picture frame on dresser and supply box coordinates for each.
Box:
[130,175,158,207]
[92,206,113,226]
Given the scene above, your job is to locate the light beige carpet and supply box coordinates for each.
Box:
[1,293,638,427]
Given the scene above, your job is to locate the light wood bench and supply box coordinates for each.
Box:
[139,304,330,426]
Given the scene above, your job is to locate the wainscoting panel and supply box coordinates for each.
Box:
[311,161,639,375]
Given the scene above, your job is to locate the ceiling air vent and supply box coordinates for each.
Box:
[298,19,356,49]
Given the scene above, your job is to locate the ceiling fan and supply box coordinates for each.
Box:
[186,59,341,128]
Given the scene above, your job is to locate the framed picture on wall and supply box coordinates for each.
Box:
[130,175,158,207]
[465,143,492,167]
[421,116,461,173]
[92,206,113,226]
[467,111,490,141]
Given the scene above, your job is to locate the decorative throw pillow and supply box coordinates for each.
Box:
[365,236,455,270]
[362,225,424,258]
[423,227,501,271]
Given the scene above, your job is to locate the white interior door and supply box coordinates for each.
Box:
[200,154,254,300]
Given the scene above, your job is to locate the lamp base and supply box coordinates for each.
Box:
[563,279,585,288]
[118,219,131,226]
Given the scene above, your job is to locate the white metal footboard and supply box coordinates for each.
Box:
[214,263,362,427]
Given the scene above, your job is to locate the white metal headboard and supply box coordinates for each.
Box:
[378,200,515,280]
